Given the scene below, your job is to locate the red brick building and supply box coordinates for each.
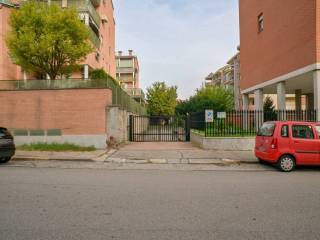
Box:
[239,0,320,119]
[0,0,116,80]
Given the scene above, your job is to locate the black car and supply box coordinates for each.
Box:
[0,127,15,163]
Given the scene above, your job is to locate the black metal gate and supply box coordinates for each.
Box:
[129,115,190,142]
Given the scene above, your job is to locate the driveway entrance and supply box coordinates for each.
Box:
[129,116,190,142]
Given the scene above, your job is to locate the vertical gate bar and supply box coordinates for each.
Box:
[129,115,133,141]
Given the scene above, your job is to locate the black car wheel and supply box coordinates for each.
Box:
[0,157,11,164]
[277,155,295,172]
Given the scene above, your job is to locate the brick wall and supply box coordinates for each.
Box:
[0,6,21,80]
[239,0,317,90]
[0,88,112,135]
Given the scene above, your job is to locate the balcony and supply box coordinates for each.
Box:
[67,0,101,28]
[124,88,145,102]
[90,0,100,7]
[116,67,135,74]
[49,0,100,27]
[88,26,100,49]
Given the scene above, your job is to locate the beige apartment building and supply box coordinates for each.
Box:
[0,0,116,80]
[116,50,145,103]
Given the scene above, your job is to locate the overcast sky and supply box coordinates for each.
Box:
[114,0,239,99]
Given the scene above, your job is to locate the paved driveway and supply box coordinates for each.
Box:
[109,142,257,163]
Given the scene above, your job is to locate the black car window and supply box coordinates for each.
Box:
[0,128,7,134]
[281,125,289,137]
[257,122,276,137]
[292,125,314,139]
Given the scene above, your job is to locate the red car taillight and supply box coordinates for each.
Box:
[271,138,277,149]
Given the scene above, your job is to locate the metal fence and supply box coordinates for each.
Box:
[0,78,147,115]
[129,115,189,142]
[190,110,318,137]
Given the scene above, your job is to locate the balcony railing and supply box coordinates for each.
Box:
[88,27,100,48]
[116,67,135,74]
[67,0,101,27]
[49,0,100,27]
[125,88,145,98]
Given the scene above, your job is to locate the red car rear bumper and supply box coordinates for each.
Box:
[255,149,280,163]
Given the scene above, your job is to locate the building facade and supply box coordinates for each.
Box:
[0,0,116,80]
[205,51,243,109]
[239,0,320,119]
[116,50,145,102]
[116,50,139,88]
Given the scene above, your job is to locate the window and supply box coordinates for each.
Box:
[292,125,314,139]
[281,125,289,137]
[257,122,276,137]
[258,13,264,32]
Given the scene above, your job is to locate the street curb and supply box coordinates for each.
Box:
[12,157,94,162]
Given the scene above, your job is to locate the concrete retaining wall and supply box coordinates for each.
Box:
[14,135,107,149]
[106,106,134,143]
[191,131,255,151]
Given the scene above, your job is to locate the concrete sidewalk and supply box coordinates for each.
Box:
[106,142,257,164]
[12,142,258,165]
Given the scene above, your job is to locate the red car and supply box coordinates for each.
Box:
[255,121,320,172]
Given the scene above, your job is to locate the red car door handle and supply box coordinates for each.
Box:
[294,140,300,143]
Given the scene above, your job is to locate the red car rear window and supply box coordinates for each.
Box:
[257,122,276,137]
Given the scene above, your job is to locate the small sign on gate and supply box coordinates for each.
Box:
[205,110,214,123]
[217,112,227,119]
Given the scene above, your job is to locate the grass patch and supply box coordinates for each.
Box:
[18,143,96,152]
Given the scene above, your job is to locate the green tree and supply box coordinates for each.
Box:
[146,82,178,116]
[263,96,277,121]
[263,96,276,112]
[6,1,93,80]
[176,86,234,115]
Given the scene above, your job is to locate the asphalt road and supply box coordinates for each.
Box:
[1,166,320,240]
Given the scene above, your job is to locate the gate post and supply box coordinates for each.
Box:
[129,115,134,141]
[185,114,191,142]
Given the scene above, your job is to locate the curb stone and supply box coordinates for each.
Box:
[12,157,94,162]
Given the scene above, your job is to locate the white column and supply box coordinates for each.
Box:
[242,94,249,110]
[242,94,249,131]
[314,70,320,121]
[84,14,90,26]
[62,0,67,8]
[254,89,263,110]
[277,81,286,110]
[83,65,89,79]
[254,89,264,130]
[23,70,27,81]
[295,89,302,111]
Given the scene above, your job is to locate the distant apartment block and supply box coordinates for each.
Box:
[205,50,297,110]
[116,50,145,103]
[205,51,243,109]
[239,0,320,119]
[0,0,116,80]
